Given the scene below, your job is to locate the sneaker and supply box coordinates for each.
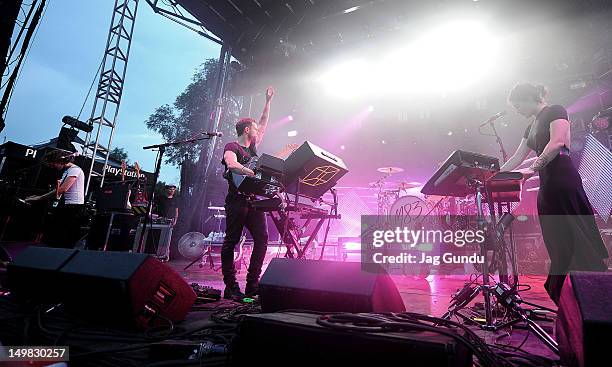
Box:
[245,281,259,298]
[223,285,245,301]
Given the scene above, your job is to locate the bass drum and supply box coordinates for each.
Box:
[387,195,432,229]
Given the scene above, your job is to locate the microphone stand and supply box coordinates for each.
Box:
[489,122,508,164]
[138,135,212,254]
[479,120,508,164]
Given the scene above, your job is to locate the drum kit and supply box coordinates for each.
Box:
[371,166,477,221]
[371,167,423,216]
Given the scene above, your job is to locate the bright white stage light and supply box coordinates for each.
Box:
[384,21,500,93]
[343,6,360,14]
[317,59,371,98]
[288,130,298,137]
[317,20,500,97]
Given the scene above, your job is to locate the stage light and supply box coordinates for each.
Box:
[367,105,375,112]
[340,145,346,150]
[317,59,371,98]
[317,21,499,97]
[343,6,360,14]
[288,130,298,137]
[516,215,529,222]
[288,115,294,121]
[380,20,500,93]
[344,241,361,251]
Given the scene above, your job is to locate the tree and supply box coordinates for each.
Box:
[108,147,129,163]
[145,59,220,166]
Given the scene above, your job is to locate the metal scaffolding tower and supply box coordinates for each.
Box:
[83,0,139,194]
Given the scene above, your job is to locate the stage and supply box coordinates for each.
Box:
[173,258,560,362]
[0,243,598,366]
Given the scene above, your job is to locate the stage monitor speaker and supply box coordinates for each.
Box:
[6,245,77,303]
[557,271,612,367]
[235,312,472,366]
[259,259,405,313]
[8,247,196,329]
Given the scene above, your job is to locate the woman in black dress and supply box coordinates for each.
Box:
[501,83,608,304]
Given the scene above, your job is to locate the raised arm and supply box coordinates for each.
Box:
[256,87,274,146]
[500,138,532,171]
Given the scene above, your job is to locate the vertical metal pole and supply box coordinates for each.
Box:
[202,43,231,179]
[196,43,231,231]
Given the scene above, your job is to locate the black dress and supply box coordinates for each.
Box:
[524,105,608,304]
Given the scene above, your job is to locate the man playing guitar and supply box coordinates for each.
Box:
[220,87,274,300]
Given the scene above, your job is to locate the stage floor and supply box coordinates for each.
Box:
[171,258,560,363]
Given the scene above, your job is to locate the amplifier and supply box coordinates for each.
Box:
[133,222,172,261]
[97,181,132,211]
[87,212,139,251]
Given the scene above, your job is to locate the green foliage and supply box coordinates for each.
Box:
[144,59,220,166]
[108,147,129,163]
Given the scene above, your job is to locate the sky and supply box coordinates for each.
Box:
[1,0,221,184]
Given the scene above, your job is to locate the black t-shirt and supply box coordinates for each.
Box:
[523,105,569,156]
[222,141,258,197]
[156,196,178,218]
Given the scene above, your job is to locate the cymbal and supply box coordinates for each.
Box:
[368,181,391,188]
[208,206,225,211]
[377,167,404,174]
[394,181,422,189]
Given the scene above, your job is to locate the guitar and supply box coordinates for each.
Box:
[121,159,127,181]
[132,162,148,207]
[229,144,298,197]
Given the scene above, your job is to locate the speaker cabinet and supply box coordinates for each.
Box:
[259,258,405,313]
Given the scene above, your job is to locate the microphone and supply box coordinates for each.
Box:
[62,116,94,133]
[479,111,507,127]
[200,131,223,137]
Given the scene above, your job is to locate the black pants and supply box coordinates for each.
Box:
[537,157,608,305]
[221,197,268,287]
[43,204,85,248]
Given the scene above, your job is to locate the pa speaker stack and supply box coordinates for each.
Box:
[7,246,196,329]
